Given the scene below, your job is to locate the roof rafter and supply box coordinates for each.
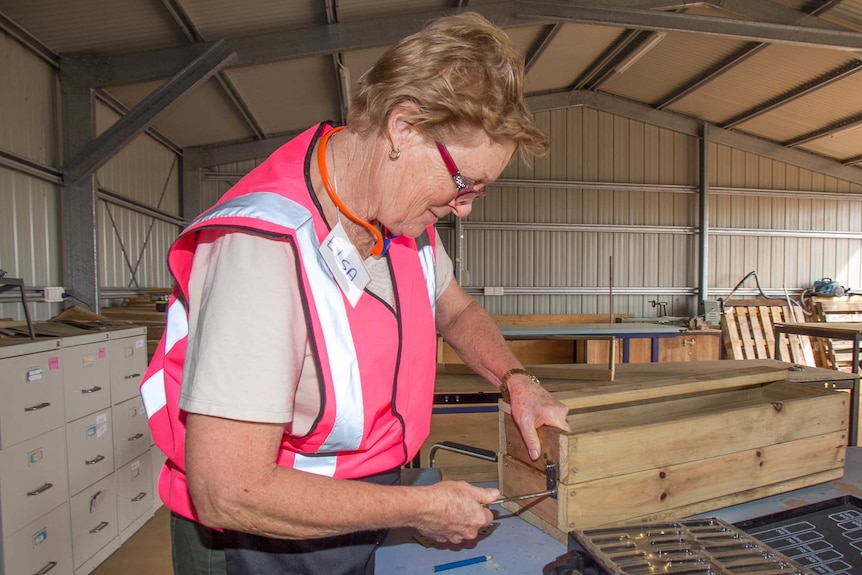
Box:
[70,4,546,89]
[515,1,862,51]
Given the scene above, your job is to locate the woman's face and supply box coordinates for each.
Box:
[380,131,515,238]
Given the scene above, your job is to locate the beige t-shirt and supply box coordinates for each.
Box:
[179,229,453,435]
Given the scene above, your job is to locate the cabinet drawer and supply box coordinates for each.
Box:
[109,331,147,404]
[62,337,110,423]
[2,502,73,575]
[112,396,150,468]
[0,427,69,535]
[70,474,118,569]
[66,411,114,496]
[0,346,65,449]
[116,455,153,533]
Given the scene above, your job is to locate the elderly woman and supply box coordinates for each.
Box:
[140,10,570,575]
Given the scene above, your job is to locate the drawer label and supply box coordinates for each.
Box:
[82,354,95,368]
[131,460,141,478]
[28,448,43,466]
[48,357,59,370]
[86,425,97,438]
[97,423,107,439]
[33,528,47,546]
[98,347,106,359]
[135,339,145,349]
[96,413,107,425]
[26,367,43,382]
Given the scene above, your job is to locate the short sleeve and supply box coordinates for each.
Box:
[180,231,308,423]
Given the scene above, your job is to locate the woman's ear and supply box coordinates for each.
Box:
[385,101,423,153]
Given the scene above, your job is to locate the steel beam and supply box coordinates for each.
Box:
[0,9,58,67]
[74,4,545,88]
[784,114,862,147]
[528,89,862,185]
[723,61,862,128]
[181,149,204,220]
[515,1,862,51]
[61,81,100,311]
[188,133,297,167]
[62,40,236,184]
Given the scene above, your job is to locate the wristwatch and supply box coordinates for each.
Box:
[498,368,542,402]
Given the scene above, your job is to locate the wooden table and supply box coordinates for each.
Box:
[497,322,685,363]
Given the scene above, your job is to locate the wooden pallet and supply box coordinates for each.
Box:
[720,299,815,366]
[812,295,862,372]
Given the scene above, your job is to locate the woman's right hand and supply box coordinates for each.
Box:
[410,481,499,544]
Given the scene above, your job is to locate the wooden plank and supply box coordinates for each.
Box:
[736,308,756,359]
[721,310,742,360]
[550,366,788,409]
[502,466,844,543]
[562,432,845,530]
[749,308,768,359]
[771,307,792,361]
[502,382,847,482]
[758,306,776,359]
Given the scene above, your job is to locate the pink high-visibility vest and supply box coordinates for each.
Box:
[140,123,438,521]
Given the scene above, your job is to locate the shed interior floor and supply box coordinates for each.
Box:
[92,506,173,575]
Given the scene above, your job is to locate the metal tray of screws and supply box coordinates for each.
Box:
[572,517,815,575]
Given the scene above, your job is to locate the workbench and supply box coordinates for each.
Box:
[497,323,685,363]
[376,448,862,574]
[775,322,862,374]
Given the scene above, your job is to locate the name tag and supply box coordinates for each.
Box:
[319,221,370,307]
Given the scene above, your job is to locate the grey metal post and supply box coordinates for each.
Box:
[181,149,203,221]
[60,79,100,312]
[698,123,710,307]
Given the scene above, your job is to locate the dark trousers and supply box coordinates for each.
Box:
[171,512,227,575]
[171,468,401,575]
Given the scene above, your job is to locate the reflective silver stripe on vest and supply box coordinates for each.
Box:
[141,298,188,418]
[195,193,364,472]
[416,231,436,316]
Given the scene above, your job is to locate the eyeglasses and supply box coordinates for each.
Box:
[435,141,486,206]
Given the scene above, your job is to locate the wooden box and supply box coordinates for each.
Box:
[498,365,848,542]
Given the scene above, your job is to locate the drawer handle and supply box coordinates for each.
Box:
[131,491,148,502]
[128,433,145,442]
[81,386,102,394]
[89,521,110,534]
[85,454,105,465]
[124,373,142,379]
[27,483,54,496]
[25,402,51,412]
[34,561,58,575]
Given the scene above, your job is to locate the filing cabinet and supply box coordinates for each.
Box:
[0,327,154,575]
[0,339,74,575]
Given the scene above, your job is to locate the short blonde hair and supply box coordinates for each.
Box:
[348,12,549,160]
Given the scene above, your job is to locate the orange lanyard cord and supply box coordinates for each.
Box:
[317,126,385,257]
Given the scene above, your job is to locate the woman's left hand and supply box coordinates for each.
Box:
[506,374,570,461]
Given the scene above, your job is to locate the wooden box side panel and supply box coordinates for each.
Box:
[564,431,846,530]
[499,432,845,533]
[501,383,847,483]
[567,388,847,482]
[502,467,844,544]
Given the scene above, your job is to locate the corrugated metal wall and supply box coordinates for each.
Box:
[0,27,180,322]
[0,30,61,321]
[199,105,862,320]
[95,102,180,293]
[466,107,699,317]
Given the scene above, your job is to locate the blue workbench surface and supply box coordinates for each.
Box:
[377,449,862,574]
